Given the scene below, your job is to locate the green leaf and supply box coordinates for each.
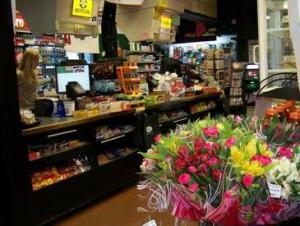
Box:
[139,152,165,161]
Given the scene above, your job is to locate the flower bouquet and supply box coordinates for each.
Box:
[138,115,300,225]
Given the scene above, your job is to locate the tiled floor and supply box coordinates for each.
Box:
[53,185,198,226]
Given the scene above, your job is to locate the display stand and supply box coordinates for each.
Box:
[228,62,247,115]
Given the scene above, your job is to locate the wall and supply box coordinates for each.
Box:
[65,35,100,53]
[169,35,237,57]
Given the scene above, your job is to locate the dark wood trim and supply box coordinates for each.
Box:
[0,1,31,226]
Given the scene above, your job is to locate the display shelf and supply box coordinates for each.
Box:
[24,43,65,48]
[125,51,156,55]
[189,108,217,121]
[96,128,135,144]
[98,149,137,167]
[137,69,159,73]
[190,107,216,116]
[32,167,92,192]
[29,142,93,168]
[137,61,156,64]
[30,151,140,226]
[159,116,189,128]
[146,93,221,111]
[97,57,127,62]
[267,27,290,32]
[267,28,291,38]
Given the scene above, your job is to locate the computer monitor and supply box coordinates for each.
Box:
[56,65,91,93]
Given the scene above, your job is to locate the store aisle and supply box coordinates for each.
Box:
[54,185,198,226]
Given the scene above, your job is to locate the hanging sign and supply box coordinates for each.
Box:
[72,0,94,18]
[15,10,30,32]
[158,0,168,8]
[161,17,172,29]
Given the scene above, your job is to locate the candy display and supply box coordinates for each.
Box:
[229,63,244,107]
[31,156,91,191]
[28,140,85,161]
[95,125,135,141]
[97,147,136,166]
[190,101,216,114]
[126,54,156,64]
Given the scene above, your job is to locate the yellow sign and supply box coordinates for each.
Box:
[72,0,93,18]
[161,17,172,29]
[158,0,168,8]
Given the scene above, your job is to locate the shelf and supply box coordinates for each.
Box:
[268,68,297,74]
[33,168,92,192]
[98,149,137,167]
[125,51,156,55]
[267,28,290,33]
[40,54,66,57]
[190,107,216,116]
[267,28,291,38]
[159,116,189,127]
[136,61,156,64]
[29,142,93,168]
[96,58,126,62]
[96,128,135,144]
[137,69,159,73]
[146,93,221,111]
[24,43,65,48]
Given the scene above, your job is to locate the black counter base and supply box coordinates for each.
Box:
[31,154,140,226]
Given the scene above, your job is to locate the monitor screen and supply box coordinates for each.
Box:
[56,65,91,93]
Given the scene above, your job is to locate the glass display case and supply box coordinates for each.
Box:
[257,0,297,84]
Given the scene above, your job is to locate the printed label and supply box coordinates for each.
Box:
[268,182,282,198]
[142,220,157,226]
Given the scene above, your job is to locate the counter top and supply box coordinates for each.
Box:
[22,110,135,137]
[22,92,221,137]
[145,92,220,111]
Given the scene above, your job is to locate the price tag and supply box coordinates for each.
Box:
[161,17,172,29]
[268,182,282,198]
[142,220,157,226]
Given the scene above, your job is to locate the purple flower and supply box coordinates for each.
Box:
[234,116,243,124]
